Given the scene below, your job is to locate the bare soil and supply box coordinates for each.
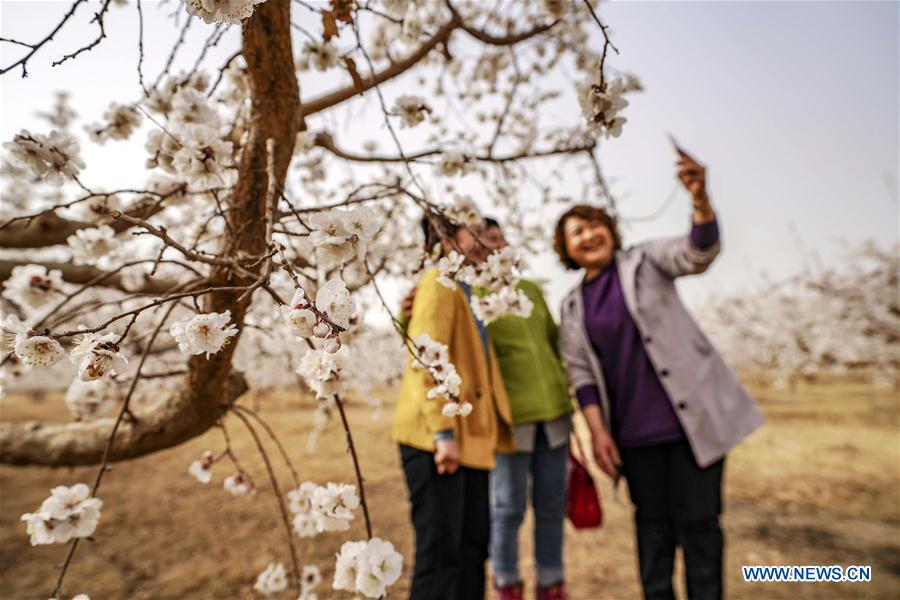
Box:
[1,379,898,599]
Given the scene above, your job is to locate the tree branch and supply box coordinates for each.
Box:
[300,14,461,116]
[0,259,179,295]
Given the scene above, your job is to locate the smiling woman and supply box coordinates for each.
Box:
[555,148,764,599]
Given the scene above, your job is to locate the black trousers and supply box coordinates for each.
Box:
[400,445,491,600]
[620,439,725,600]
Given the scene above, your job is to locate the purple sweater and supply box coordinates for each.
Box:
[575,220,719,448]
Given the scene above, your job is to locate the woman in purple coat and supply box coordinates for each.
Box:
[555,149,763,600]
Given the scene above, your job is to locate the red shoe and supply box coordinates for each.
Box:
[495,582,524,600]
[537,582,568,600]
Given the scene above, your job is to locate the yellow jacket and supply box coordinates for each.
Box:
[392,268,514,470]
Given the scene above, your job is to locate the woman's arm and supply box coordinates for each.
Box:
[642,150,722,278]
[581,403,622,480]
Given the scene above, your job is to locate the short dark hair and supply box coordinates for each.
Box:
[553,204,622,270]
[483,216,501,230]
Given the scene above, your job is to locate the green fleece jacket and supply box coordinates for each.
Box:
[399,278,573,425]
[483,279,573,424]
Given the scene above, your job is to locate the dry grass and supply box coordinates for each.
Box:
[1,379,898,600]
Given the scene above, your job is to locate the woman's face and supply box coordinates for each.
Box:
[482,225,507,252]
[445,222,489,264]
[563,215,615,271]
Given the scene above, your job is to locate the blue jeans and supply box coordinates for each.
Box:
[490,425,568,587]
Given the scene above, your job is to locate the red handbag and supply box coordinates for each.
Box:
[566,437,603,529]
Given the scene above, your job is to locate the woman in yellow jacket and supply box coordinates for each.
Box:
[393,216,514,600]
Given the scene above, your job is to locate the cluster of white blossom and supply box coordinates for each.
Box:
[409,333,470,417]
[288,481,359,537]
[431,242,533,325]
[20,484,102,546]
[307,206,380,268]
[471,285,534,325]
[280,277,355,353]
[253,562,288,596]
[2,264,65,315]
[85,103,141,143]
[3,129,85,185]
[698,242,899,388]
[469,247,533,324]
[69,331,128,381]
[144,77,233,191]
[64,377,121,421]
[296,347,351,399]
[576,73,634,139]
[185,0,267,24]
[333,537,403,598]
[392,95,432,127]
[67,225,120,267]
[169,310,238,358]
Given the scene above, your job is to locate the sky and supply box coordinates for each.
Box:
[1,0,897,317]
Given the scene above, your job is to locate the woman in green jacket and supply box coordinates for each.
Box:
[402,218,573,600]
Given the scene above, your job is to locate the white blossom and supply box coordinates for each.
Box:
[253,562,288,596]
[410,334,467,414]
[297,348,352,398]
[437,152,471,177]
[171,124,233,190]
[3,129,85,185]
[300,564,322,600]
[311,482,359,532]
[169,310,238,358]
[69,332,128,381]
[301,40,339,72]
[169,87,221,129]
[67,225,119,266]
[145,128,181,174]
[188,457,213,484]
[288,481,359,535]
[20,483,103,546]
[85,103,141,143]
[2,264,65,313]
[293,513,318,538]
[3,316,64,368]
[223,473,251,496]
[435,251,465,289]
[315,277,355,330]
[280,288,318,338]
[64,377,121,421]
[185,0,266,24]
[288,481,319,515]
[393,95,431,127]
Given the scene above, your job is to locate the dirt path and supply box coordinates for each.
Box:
[1,380,897,599]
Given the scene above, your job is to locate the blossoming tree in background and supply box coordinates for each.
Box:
[0,0,634,597]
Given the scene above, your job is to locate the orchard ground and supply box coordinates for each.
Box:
[1,377,898,600]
